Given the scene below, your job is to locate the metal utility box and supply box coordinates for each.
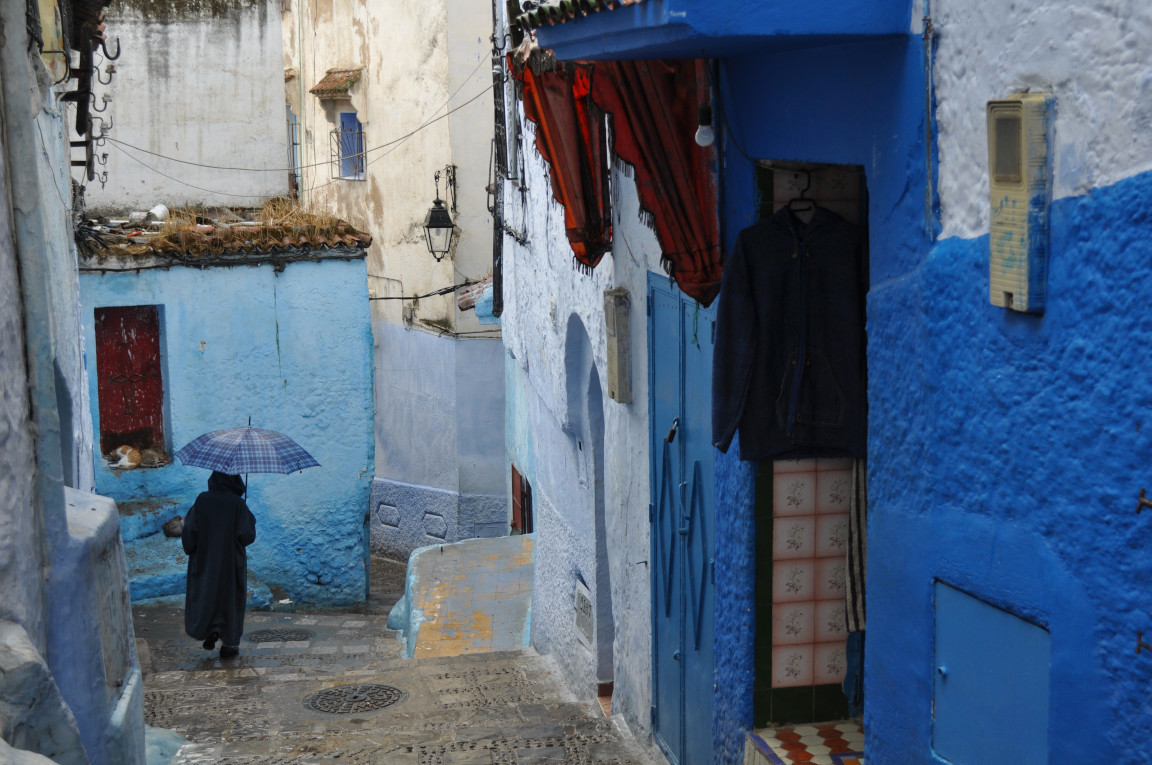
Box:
[987,93,1053,313]
[604,287,633,403]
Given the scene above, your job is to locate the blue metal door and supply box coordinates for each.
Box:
[933,582,1050,764]
[649,273,716,764]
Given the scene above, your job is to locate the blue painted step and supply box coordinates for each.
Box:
[123,532,275,610]
[117,498,185,543]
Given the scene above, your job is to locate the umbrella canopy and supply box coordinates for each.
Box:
[175,427,320,475]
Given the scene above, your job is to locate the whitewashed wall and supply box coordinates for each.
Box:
[282,0,495,331]
[1,8,143,761]
[500,91,666,736]
[930,0,1152,238]
[283,0,503,556]
[87,0,287,211]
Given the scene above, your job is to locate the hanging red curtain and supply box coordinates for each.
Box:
[590,59,721,306]
[516,59,612,269]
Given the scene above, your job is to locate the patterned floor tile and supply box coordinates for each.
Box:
[748,720,864,765]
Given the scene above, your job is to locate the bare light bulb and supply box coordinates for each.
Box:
[694,104,715,147]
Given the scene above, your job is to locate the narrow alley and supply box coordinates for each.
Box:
[134,556,652,764]
[4,0,1152,762]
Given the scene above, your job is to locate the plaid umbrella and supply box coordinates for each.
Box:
[175,427,320,475]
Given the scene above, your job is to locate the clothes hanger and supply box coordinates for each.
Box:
[787,170,816,215]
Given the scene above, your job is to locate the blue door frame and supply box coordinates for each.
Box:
[649,273,716,764]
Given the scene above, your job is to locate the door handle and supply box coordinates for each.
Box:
[673,650,681,661]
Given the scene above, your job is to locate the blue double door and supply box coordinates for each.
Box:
[649,274,716,764]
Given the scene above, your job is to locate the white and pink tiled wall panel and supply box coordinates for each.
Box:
[771,458,852,688]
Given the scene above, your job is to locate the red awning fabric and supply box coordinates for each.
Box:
[517,60,612,269]
[590,60,721,306]
[514,53,721,305]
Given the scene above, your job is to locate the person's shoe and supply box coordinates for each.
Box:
[202,632,219,650]
[219,645,239,659]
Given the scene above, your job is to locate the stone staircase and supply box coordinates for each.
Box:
[118,500,275,609]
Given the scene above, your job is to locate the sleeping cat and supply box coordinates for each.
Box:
[111,445,142,469]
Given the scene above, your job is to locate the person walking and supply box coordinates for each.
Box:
[181,471,257,659]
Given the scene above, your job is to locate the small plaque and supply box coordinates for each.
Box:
[574,581,594,649]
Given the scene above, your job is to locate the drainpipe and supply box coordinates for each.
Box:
[923,0,936,238]
[298,0,306,207]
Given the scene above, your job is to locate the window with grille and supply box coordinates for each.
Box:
[94,305,167,459]
[331,112,365,180]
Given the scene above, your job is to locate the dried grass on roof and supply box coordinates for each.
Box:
[85,198,369,259]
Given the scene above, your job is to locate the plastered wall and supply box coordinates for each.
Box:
[284,0,504,557]
[86,0,288,210]
[1,6,143,760]
[80,256,375,607]
[500,86,667,736]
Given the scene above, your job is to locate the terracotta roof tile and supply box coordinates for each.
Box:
[309,68,363,99]
[76,206,372,268]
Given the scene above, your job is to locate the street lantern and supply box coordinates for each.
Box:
[423,169,455,260]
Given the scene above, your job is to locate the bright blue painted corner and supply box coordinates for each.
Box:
[711,436,756,762]
[865,171,1152,763]
[79,258,374,608]
[474,283,500,324]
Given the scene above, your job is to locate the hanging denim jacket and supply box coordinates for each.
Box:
[712,205,867,461]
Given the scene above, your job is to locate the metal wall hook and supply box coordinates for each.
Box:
[1138,631,1152,654]
[491,31,513,53]
[1138,488,1152,514]
[96,64,115,85]
[100,37,121,60]
[90,92,111,112]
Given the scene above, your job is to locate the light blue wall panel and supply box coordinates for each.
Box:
[933,582,1050,764]
[80,257,374,607]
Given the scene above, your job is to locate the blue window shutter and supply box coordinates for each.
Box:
[339,112,363,178]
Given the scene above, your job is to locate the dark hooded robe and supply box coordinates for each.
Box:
[182,472,256,647]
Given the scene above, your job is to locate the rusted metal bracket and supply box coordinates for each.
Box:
[1138,488,1152,514]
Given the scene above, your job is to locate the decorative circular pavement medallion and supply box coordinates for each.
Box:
[246,628,315,643]
[303,684,405,714]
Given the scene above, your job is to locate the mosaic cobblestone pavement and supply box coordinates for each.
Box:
[134,606,655,764]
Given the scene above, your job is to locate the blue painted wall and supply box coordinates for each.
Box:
[710,30,1147,765]
[710,36,929,762]
[370,322,506,559]
[533,0,911,60]
[864,172,1152,762]
[80,256,375,608]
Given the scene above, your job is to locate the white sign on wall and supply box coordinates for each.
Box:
[574,580,594,650]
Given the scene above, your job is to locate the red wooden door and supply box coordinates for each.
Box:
[511,464,524,531]
[94,306,165,454]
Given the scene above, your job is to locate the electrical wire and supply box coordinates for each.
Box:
[108,142,276,199]
[299,66,490,198]
[369,279,478,301]
[105,80,493,201]
[102,59,490,176]
[712,60,755,164]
